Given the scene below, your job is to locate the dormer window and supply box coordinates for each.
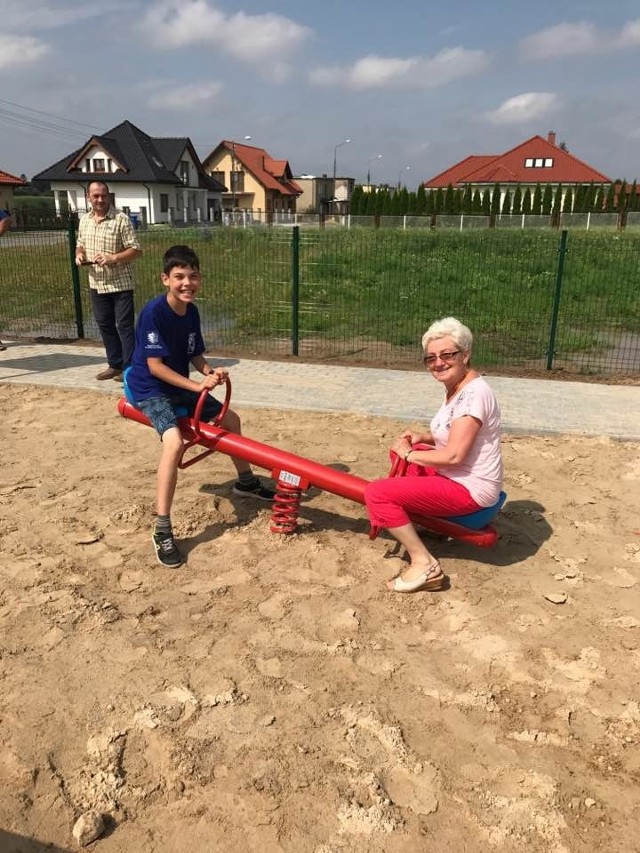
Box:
[93,158,105,172]
[180,160,189,185]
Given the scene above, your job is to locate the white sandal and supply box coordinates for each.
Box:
[387,562,446,593]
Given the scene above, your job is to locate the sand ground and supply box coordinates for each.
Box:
[1,384,640,852]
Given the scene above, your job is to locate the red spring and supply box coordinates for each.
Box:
[270,481,302,534]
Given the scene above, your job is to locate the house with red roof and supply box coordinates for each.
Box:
[423,132,611,210]
[202,140,301,220]
[0,169,27,214]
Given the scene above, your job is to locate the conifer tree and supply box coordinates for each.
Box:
[617,181,628,212]
[594,185,605,211]
[563,186,573,214]
[453,188,463,214]
[522,187,532,215]
[434,187,444,214]
[573,184,584,213]
[490,183,501,215]
[416,185,427,215]
[472,189,482,213]
[350,185,363,215]
[604,183,616,212]
[542,184,553,215]
[481,189,491,215]
[462,185,473,214]
[552,184,563,214]
[425,189,434,215]
[629,180,638,212]
[444,183,455,214]
[501,187,512,215]
[532,184,542,215]
[512,185,522,215]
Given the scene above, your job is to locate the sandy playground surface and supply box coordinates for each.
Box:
[1,383,640,852]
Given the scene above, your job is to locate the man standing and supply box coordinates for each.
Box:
[75,180,142,380]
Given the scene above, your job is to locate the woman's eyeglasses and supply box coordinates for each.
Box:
[423,350,461,366]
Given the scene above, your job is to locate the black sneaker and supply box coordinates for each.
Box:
[232,478,276,501]
[152,529,183,568]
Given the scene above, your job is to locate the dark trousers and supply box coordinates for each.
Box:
[90,289,135,370]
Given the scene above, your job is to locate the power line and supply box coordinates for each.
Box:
[0,98,101,132]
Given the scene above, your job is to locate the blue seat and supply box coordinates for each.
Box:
[122,367,188,417]
[447,491,507,530]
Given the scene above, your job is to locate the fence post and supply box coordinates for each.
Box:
[291,225,300,356]
[546,229,568,370]
[67,216,84,339]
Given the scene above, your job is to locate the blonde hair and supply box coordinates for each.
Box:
[422,317,473,354]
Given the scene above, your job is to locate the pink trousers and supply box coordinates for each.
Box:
[364,446,482,529]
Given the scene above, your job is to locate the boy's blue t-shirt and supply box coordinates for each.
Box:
[127,294,206,401]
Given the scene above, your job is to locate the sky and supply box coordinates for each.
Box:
[1,0,640,187]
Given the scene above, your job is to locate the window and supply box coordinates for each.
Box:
[160,194,169,213]
[179,160,189,184]
[122,206,130,215]
[107,159,113,173]
[544,158,553,167]
[93,158,105,172]
[534,158,544,167]
[525,158,533,167]
[231,171,245,193]
[210,171,225,185]
[85,158,91,172]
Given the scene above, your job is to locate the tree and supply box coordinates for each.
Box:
[573,184,584,213]
[350,185,363,215]
[434,187,444,214]
[552,184,563,214]
[616,181,628,212]
[481,189,491,215]
[532,184,542,215]
[472,189,482,214]
[559,141,569,152]
[629,180,638,212]
[490,183,501,215]
[462,185,473,214]
[512,185,522,215]
[415,185,427,215]
[522,188,532,215]
[594,185,605,211]
[501,187,512,215]
[425,189,434,215]
[604,183,616,212]
[444,183,455,214]
[542,184,553,215]
[563,186,573,214]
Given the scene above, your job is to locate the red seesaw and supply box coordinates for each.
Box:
[117,380,503,546]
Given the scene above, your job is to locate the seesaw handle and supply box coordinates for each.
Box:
[191,377,232,437]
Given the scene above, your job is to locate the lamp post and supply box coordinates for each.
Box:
[397,165,411,190]
[333,138,351,182]
[230,135,252,215]
[367,154,383,188]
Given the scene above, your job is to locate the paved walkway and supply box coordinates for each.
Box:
[0,340,638,440]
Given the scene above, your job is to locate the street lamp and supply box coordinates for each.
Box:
[230,135,252,214]
[367,154,383,188]
[397,165,411,190]
[333,138,351,182]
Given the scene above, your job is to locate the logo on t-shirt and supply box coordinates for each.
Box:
[187,332,196,354]
[147,331,159,345]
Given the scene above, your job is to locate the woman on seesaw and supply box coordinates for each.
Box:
[365,317,503,593]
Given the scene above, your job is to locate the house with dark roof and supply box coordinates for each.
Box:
[34,120,226,226]
[0,169,27,213]
[424,131,611,210]
[201,140,301,220]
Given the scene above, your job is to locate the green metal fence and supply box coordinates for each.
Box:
[1,222,639,378]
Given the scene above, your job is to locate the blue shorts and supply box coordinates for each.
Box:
[138,391,223,438]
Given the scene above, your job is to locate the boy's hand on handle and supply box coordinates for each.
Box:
[197,367,228,392]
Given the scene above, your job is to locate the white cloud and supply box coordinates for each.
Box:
[148,81,223,110]
[486,92,560,126]
[310,47,489,91]
[520,18,640,60]
[0,34,49,68]
[619,18,640,48]
[142,0,311,66]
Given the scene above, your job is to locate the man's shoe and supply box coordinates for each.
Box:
[96,367,122,381]
[113,373,124,382]
[152,529,183,568]
[232,478,276,501]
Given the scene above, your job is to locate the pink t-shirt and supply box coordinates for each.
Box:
[430,376,503,506]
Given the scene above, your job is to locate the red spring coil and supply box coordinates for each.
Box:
[270,481,302,534]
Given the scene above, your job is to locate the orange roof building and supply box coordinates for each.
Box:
[424,132,611,191]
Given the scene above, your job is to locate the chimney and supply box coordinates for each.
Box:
[547,130,556,146]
